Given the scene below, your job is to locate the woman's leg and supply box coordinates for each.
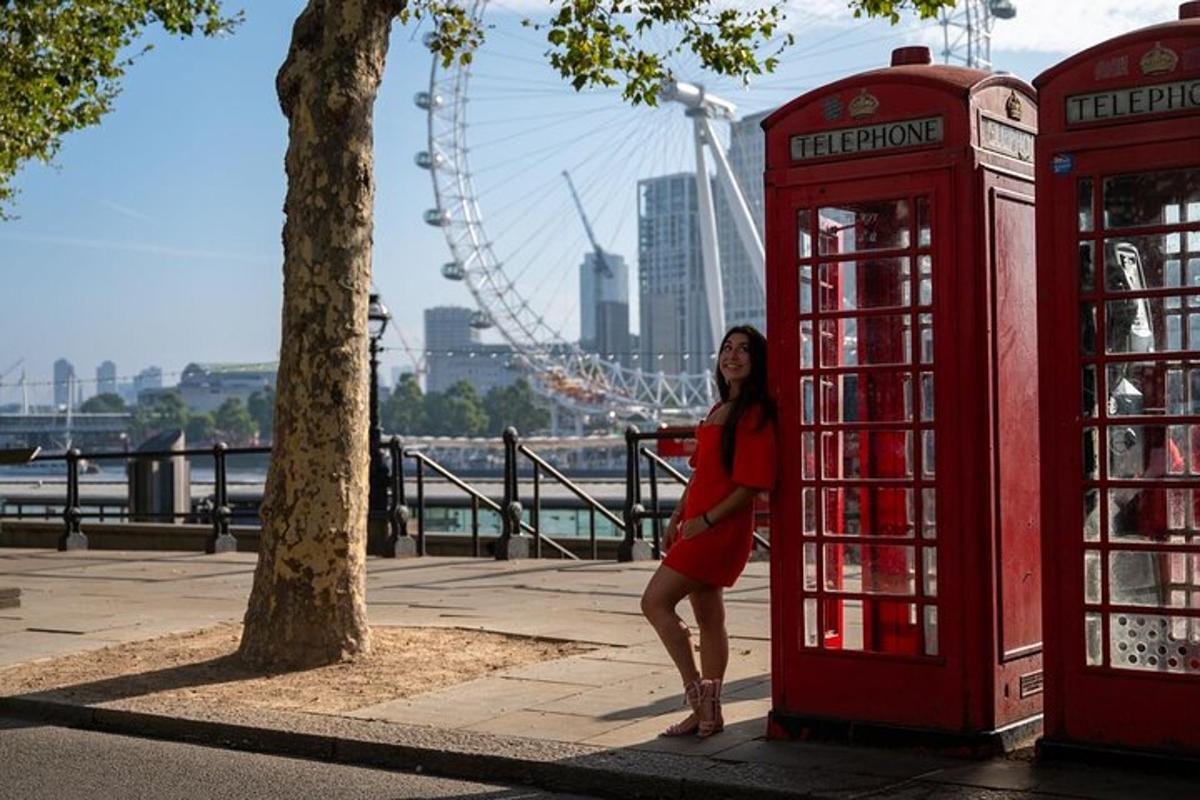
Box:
[689,585,728,680]
[640,565,702,682]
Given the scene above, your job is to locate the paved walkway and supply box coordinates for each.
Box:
[0,549,1194,799]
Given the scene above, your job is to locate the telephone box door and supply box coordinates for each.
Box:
[1042,140,1200,750]
[774,168,956,725]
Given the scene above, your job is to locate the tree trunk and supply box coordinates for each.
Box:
[239,0,397,669]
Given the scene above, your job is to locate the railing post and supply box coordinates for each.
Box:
[648,452,662,560]
[618,425,651,561]
[495,426,528,560]
[58,449,87,551]
[388,437,417,558]
[532,463,541,559]
[414,456,426,557]
[207,442,237,554]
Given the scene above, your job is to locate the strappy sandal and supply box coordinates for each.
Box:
[660,678,702,737]
[697,678,724,738]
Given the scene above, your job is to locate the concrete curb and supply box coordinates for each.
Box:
[0,696,820,800]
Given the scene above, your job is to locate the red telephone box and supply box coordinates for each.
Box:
[763,47,1043,744]
[1034,3,1200,757]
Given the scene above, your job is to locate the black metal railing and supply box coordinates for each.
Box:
[0,422,768,560]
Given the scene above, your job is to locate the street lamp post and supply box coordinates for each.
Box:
[367,293,392,557]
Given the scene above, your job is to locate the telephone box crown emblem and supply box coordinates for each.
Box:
[1140,42,1178,75]
[848,89,880,118]
[1005,90,1023,121]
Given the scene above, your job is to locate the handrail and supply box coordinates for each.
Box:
[404,448,578,561]
[638,446,688,485]
[518,445,625,530]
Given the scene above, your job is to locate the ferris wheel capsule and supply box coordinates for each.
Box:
[424,208,450,227]
[441,261,465,280]
[414,91,442,110]
[414,151,444,169]
[469,311,493,329]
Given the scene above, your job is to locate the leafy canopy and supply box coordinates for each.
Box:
[2,0,954,216]
[0,0,242,216]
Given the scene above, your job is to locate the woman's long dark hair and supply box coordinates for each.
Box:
[714,325,776,473]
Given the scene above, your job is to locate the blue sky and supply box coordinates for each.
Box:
[0,0,1179,406]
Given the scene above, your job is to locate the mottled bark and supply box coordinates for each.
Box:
[239,0,399,669]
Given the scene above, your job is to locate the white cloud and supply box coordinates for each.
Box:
[986,1,1180,54]
[0,232,274,264]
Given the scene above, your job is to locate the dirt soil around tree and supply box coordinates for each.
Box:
[0,624,591,714]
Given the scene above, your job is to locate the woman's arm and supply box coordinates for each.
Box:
[680,485,758,540]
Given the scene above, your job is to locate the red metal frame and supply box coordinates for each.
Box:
[764,55,1043,738]
[1035,7,1200,755]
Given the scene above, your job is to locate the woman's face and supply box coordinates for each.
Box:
[719,332,753,384]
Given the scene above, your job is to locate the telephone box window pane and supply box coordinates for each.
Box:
[1106,362,1199,416]
[1103,236,1196,293]
[1084,549,1102,605]
[1109,487,1198,542]
[1107,424,1193,479]
[1084,427,1099,480]
[1085,612,1103,666]
[1080,242,1095,294]
[800,321,814,368]
[818,259,912,311]
[1110,550,1200,608]
[798,209,813,258]
[821,371,912,423]
[1081,305,1097,355]
[803,599,819,647]
[917,197,932,248]
[1104,296,1200,354]
[919,314,934,364]
[822,486,914,537]
[918,255,933,306]
[801,376,816,424]
[1084,489,1100,541]
[922,547,938,597]
[803,543,818,590]
[820,317,911,367]
[821,599,921,655]
[922,430,935,477]
[1082,365,1097,417]
[802,488,817,536]
[802,432,816,480]
[818,199,911,255]
[824,544,916,595]
[800,265,813,314]
[920,372,935,421]
[924,606,939,656]
[1102,168,1200,230]
[1110,612,1200,674]
[921,488,937,539]
[1078,178,1094,232]
[822,430,913,479]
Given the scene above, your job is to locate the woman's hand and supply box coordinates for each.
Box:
[663,517,680,550]
[680,516,710,540]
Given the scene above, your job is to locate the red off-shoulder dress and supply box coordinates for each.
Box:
[662,405,777,587]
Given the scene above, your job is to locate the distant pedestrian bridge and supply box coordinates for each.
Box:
[0,413,131,438]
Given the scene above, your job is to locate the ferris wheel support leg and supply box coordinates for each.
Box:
[702,116,765,297]
[691,113,726,353]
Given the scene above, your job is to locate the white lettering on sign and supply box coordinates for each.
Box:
[980,117,1034,162]
[790,116,944,161]
[1066,78,1200,124]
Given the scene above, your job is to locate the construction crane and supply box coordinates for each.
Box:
[0,358,24,404]
[562,171,614,278]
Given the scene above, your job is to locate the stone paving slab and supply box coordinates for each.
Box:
[0,549,1194,800]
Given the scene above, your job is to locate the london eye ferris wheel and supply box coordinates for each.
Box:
[414,0,1010,420]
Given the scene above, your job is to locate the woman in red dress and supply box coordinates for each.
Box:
[640,325,777,738]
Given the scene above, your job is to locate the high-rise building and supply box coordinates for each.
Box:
[53,358,75,409]
[424,306,480,354]
[424,306,517,395]
[96,360,117,397]
[637,173,713,375]
[133,366,163,404]
[715,109,770,332]
[579,251,631,365]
